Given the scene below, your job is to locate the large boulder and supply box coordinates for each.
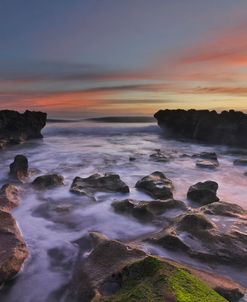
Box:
[135,171,174,199]
[32,174,64,190]
[154,109,247,148]
[0,184,21,212]
[0,110,47,148]
[68,232,228,302]
[187,181,219,205]
[0,210,28,285]
[9,155,29,181]
[70,173,129,196]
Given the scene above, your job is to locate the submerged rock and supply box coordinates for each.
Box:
[9,155,29,181]
[32,174,64,190]
[233,159,247,166]
[70,173,129,196]
[149,150,171,162]
[135,171,174,199]
[112,198,186,222]
[154,109,247,148]
[69,232,227,302]
[0,184,21,212]
[0,210,28,285]
[201,202,247,219]
[193,152,218,161]
[0,110,47,148]
[196,159,219,169]
[187,181,219,205]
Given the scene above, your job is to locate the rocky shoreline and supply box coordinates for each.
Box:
[154,109,247,148]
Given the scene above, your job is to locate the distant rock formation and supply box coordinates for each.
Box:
[154,109,247,147]
[0,110,47,149]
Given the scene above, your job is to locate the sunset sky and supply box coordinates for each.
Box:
[1,0,247,117]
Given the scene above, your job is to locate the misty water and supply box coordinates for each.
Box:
[0,120,247,302]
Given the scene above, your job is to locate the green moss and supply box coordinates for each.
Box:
[101,256,227,302]
[168,269,227,302]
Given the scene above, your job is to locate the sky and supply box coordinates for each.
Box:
[0,0,247,117]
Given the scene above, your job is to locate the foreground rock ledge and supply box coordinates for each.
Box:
[68,232,235,302]
[0,110,47,148]
[0,210,28,285]
[154,109,247,147]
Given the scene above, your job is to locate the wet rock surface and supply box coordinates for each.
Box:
[9,155,29,181]
[112,198,186,222]
[196,159,219,169]
[233,159,247,166]
[0,110,47,148]
[201,202,247,219]
[187,181,219,205]
[32,174,64,189]
[0,210,28,286]
[0,184,21,212]
[135,171,174,199]
[68,232,228,302]
[154,109,247,148]
[70,173,129,196]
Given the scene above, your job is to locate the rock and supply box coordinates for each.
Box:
[32,174,64,189]
[149,150,170,162]
[68,232,227,302]
[193,152,218,161]
[9,154,28,181]
[154,109,247,148]
[135,171,174,199]
[147,212,247,267]
[70,173,129,196]
[196,159,219,169]
[129,156,136,161]
[0,110,47,148]
[233,159,247,166]
[0,210,28,285]
[0,184,21,212]
[187,181,219,205]
[112,198,186,222]
[201,202,247,219]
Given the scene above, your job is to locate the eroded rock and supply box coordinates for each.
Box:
[32,174,64,190]
[70,173,129,196]
[0,210,28,285]
[187,181,219,205]
[135,171,174,199]
[201,202,247,219]
[9,155,28,181]
[0,184,21,212]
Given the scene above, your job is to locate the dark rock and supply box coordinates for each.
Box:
[201,202,247,219]
[135,171,174,199]
[233,159,247,166]
[112,198,186,221]
[193,152,218,161]
[196,159,219,169]
[9,155,28,181]
[187,181,219,205]
[0,210,28,285]
[149,150,170,162]
[32,174,64,189]
[129,156,136,161]
[70,173,129,196]
[154,109,247,148]
[0,184,21,212]
[0,110,47,148]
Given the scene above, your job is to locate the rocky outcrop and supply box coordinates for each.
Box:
[0,184,21,212]
[147,212,247,267]
[0,110,47,148]
[135,171,174,199]
[154,109,247,148]
[68,232,228,302]
[32,174,64,190]
[187,181,219,205]
[201,201,247,219]
[9,155,29,181]
[0,210,28,285]
[112,198,186,222]
[70,173,129,196]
